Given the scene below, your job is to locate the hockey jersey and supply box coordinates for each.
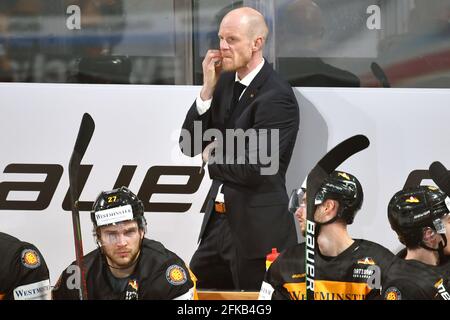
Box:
[378,248,450,300]
[259,239,396,300]
[0,232,51,300]
[52,238,196,300]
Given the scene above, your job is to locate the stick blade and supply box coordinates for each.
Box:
[307,134,369,198]
[317,135,370,174]
[69,113,95,202]
[73,113,95,162]
[429,161,450,195]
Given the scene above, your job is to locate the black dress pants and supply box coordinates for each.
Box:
[189,210,266,291]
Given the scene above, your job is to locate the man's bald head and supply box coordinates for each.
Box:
[217,7,267,77]
[221,7,269,42]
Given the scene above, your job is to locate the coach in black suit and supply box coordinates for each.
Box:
[180,7,299,290]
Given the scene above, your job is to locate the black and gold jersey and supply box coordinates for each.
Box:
[52,238,196,300]
[380,258,450,300]
[0,232,51,300]
[377,248,450,300]
[259,239,396,300]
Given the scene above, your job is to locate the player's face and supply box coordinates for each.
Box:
[218,15,254,72]
[295,193,307,236]
[99,220,144,268]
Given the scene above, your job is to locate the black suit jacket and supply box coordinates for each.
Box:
[180,61,299,259]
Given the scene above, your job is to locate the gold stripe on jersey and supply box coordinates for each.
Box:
[283,280,371,300]
[188,268,199,300]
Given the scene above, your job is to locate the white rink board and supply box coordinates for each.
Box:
[0,83,449,285]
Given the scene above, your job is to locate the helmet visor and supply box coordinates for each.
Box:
[98,221,141,246]
[289,189,305,214]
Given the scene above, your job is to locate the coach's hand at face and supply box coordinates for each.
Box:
[200,50,222,101]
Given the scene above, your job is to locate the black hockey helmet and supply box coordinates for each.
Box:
[388,186,450,248]
[91,186,146,231]
[314,171,363,225]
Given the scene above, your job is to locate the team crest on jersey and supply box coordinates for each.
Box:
[166,265,187,286]
[21,249,41,269]
[357,257,375,265]
[384,287,401,300]
[129,279,139,291]
[125,279,139,300]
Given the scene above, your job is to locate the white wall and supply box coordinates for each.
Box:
[0,83,449,284]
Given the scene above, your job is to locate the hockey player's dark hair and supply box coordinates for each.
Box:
[388,186,449,249]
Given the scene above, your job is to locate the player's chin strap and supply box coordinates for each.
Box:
[420,234,447,263]
[421,218,449,263]
[313,205,345,236]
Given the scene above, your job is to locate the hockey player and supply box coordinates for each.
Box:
[382,186,450,300]
[53,186,196,300]
[259,171,396,300]
[0,232,51,300]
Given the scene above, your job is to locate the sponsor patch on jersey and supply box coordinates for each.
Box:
[357,257,375,265]
[21,249,41,269]
[384,287,402,300]
[13,279,51,300]
[352,266,374,280]
[291,273,306,279]
[166,265,187,286]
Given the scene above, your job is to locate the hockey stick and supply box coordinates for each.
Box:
[429,161,450,195]
[305,135,370,300]
[69,113,95,300]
